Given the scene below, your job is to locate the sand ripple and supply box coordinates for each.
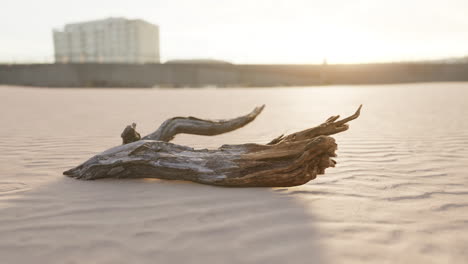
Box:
[1,83,468,263]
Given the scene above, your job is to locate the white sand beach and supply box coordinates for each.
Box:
[1,83,467,263]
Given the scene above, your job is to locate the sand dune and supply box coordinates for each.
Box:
[1,83,467,263]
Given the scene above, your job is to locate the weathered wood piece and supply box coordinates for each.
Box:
[121,123,141,144]
[142,105,265,142]
[64,105,361,187]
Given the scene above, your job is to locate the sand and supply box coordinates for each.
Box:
[0,83,467,263]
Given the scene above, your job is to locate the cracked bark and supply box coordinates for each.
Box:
[64,105,361,187]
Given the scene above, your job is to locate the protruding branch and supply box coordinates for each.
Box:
[334,104,362,126]
[121,123,141,144]
[268,105,362,144]
[141,105,265,142]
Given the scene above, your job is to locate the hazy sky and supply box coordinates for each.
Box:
[2,0,468,63]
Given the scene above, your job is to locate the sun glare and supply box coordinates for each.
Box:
[221,22,402,64]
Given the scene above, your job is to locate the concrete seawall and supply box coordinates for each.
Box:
[1,63,468,87]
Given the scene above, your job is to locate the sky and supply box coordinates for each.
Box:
[1,0,468,64]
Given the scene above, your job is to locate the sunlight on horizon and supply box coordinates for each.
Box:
[1,0,468,64]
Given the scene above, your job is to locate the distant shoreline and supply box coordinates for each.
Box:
[1,62,468,88]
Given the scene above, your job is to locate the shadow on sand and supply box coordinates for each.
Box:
[0,177,326,264]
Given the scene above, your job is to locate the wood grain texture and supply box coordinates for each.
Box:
[64,105,361,187]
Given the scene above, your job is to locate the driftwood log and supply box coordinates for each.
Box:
[64,105,362,187]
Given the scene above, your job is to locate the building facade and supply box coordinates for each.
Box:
[53,18,160,64]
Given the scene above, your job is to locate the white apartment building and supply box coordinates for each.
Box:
[53,17,160,63]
